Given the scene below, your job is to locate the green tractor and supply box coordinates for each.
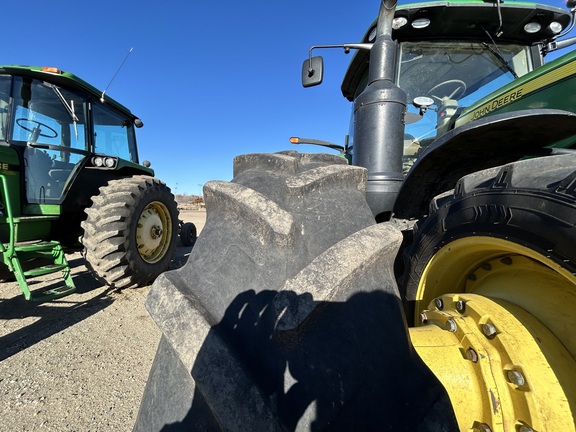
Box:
[135,0,576,430]
[0,65,186,301]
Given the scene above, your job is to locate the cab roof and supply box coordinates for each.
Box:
[341,0,572,100]
[0,64,137,120]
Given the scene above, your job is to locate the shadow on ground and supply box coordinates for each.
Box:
[0,243,195,362]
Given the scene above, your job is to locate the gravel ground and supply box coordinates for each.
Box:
[0,209,206,432]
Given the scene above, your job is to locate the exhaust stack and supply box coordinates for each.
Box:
[352,0,406,219]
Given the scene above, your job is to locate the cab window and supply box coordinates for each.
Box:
[92,104,138,163]
[10,77,89,203]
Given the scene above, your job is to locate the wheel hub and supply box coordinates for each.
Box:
[411,293,576,432]
[136,202,172,263]
[411,236,576,431]
[151,225,163,239]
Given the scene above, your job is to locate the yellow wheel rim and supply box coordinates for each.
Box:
[135,201,173,264]
[410,236,576,431]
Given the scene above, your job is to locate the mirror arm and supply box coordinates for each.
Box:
[307,43,373,74]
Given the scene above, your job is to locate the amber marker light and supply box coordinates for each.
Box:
[41,67,61,74]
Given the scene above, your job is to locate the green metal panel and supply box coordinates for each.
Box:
[456,50,576,133]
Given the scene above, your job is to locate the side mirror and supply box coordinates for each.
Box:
[302,56,324,88]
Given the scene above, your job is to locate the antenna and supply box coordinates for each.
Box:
[101,47,134,102]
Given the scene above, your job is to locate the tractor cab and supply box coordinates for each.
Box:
[0,66,143,208]
[339,0,575,172]
[0,66,169,301]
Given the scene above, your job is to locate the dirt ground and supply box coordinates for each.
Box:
[0,209,206,432]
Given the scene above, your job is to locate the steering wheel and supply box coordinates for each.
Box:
[16,118,58,138]
[428,79,467,102]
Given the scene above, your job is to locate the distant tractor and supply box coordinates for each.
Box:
[136,0,576,430]
[0,65,190,301]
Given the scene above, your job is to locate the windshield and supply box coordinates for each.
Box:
[399,41,532,172]
[9,77,89,203]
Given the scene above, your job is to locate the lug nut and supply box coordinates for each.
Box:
[445,319,457,332]
[507,370,526,387]
[518,426,534,432]
[466,348,478,363]
[477,424,492,432]
[435,298,444,310]
[419,312,428,323]
[455,300,466,313]
[500,256,512,265]
[482,323,497,338]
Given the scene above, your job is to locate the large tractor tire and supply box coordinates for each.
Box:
[81,175,179,289]
[402,155,576,430]
[134,152,457,431]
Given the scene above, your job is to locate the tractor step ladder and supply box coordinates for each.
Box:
[0,175,76,301]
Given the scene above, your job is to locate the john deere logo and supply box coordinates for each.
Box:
[472,88,524,120]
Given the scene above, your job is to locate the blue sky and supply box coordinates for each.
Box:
[3,0,574,195]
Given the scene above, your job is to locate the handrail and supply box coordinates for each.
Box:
[0,174,15,255]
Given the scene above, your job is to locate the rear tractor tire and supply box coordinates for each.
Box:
[81,175,179,289]
[402,155,576,431]
[134,151,457,431]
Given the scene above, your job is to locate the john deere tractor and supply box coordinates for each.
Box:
[0,65,182,301]
[135,0,576,430]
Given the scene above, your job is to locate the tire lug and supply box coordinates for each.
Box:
[435,298,444,309]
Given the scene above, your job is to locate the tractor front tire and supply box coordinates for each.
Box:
[401,155,576,430]
[403,154,576,320]
[81,175,179,289]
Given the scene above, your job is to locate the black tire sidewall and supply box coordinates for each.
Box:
[404,184,576,308]
[125,183,179,283]
[82,176,179,288]
[179,222,197,247]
